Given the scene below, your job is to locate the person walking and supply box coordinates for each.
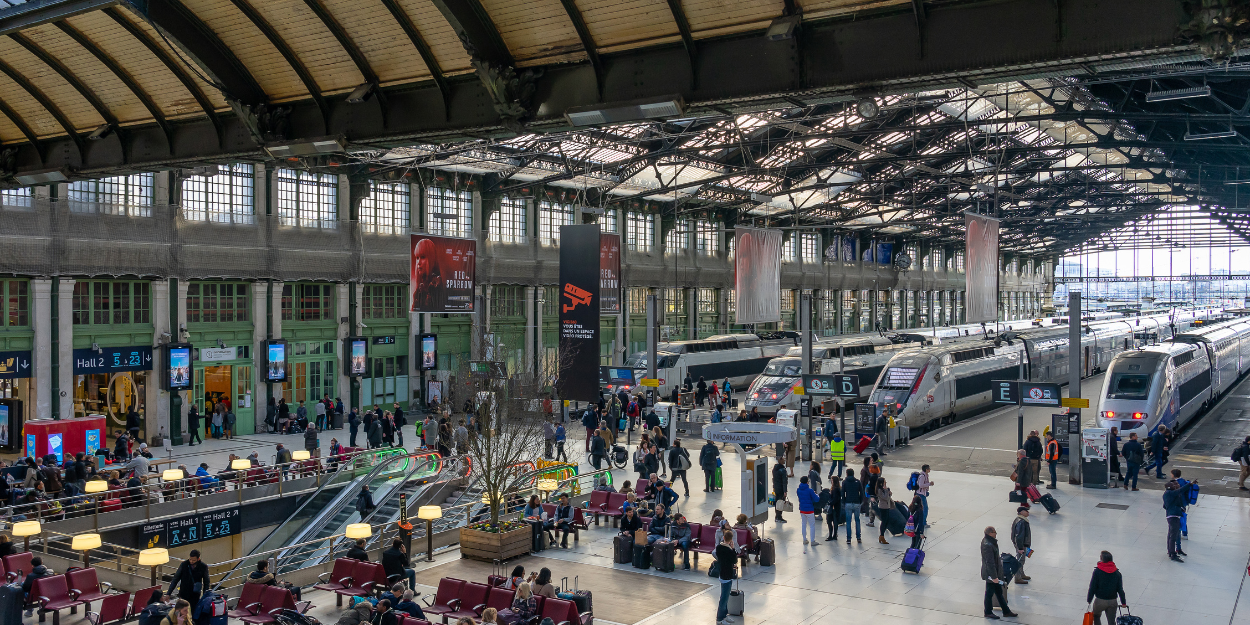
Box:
[1086,551,1128,625]
[348,408,360,447]
[225,407,236,440]
[714,529,737,625]
[543,418,556,459]
[828,431,846,478]
[1012,450,1031,503]
[211,406,224,439]
[167,549,210,606]
[1163,480,1185,562]
[1009,507,1031,584]
[873,409,889,456]
[582,407,598,452]
[980,527,1017,619]
[700,439,720,492]
[1043,432,1061,489]
[772,460,788,523]
[186,405,203,446]
[1235,435,1250,491]
[1108,427,1122,485]
[874,477,894,544]
[824,475,843,542]
[668,440,692,496]
[796,475,819,551]
[842,469,863,545]
[1148,426,1170,479]
[916,464,933,525]
[1023,430,1043,485]
[357,484,377,519]
[1121,432,1144,491]
[555,422,567,462]
[906,495,925,550]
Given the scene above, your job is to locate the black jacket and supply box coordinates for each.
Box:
[772,463,788,496]
[620,513,643,535]
[699,443,719,470]
[1122,439,1145,465]
[841,475,863,505]
[645,412,660,431]
[347,546,370,561]
[381,547,409,579]
[1087,566,1127,603]
[643,452,659,476]
[1023,435,1044,460]
[168,560,210,600]
[22,565,50,594]
[668,446,691,471]
[1010,516,1031,550]
[590,436,606,458]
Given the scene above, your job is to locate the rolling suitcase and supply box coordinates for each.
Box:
[885,503,907,536]
[1008,491,1028,504]
[0,583,22,625]
[632,543,651,569]
[853,435,872,454]
[901,546,925,574]
[1038,493,1060,514]
[1025,484,1042,503]
[653,540,676,572]
[727,581,744,616]
[1115,606,1143,625]
[613,534,633,564]
[758,538,775,566]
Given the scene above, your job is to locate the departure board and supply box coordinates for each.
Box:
[142,507,240,549]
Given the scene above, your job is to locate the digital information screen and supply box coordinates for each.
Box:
[419,334,437,371]
[266,341,287,382]
[168,345,192,390]
[348,338,367,376]
[142,507,240,549]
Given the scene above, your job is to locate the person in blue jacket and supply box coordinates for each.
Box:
[1148,426,1170,479]
[1162,481,1187,562]
[797,475,819,552]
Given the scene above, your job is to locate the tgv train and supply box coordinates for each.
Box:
[866,310,1217,431]
[743,320,1053,416]
[1097,317,1250,435]
[621,334,797,397]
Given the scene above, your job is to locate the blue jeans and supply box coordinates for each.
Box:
[716,580,732,622]
[1126,463,1140,489]
[1148,456,1167,478]
[828,460,844,479]
[1048,460,1057,487]
[842,503,861,541]
[919,493,929,525]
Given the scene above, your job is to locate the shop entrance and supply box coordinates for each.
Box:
[193,363,256,435]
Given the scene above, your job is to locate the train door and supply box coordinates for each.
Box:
[1084,346,1091,377]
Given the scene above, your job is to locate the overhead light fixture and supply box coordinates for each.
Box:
[856,98,880,119]
[1145,85,1210,102]
[565,95,685,127]
[1225,179,1250,185]
[765,14,801,41]
[87,123,112,140]
[1184,128,1237,141]
[14,167,70,185]
[264,135,346,158]
[346,82,377,104]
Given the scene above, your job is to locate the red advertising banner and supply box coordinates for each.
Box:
[410,234,476,313]
[600,233,621,314]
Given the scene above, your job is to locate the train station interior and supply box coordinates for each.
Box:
[0,0,1248,624]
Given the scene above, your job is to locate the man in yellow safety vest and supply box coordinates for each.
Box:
[828,432,846,479]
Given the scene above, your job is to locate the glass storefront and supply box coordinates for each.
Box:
[74,371,147,439]
[282,340,336,405]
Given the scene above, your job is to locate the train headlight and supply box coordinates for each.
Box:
[752,392,759,399]
[1132,412,1147,420]
[770,393,778,400]
[1100,411,1114,419]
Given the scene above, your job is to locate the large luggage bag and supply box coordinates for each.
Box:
[884,503,907,536]
[613,534,633,564]
[901,547,924,574]
[1025,484,1042,503]
[853,435,872,454]
[1038,493,1060,514]
[758,538,775,566]
[560,576,592,614]
[1115,606,1143,625]
[632,543,651,569]
[653,540,676,572]
[0,583,22,625]
[727,583,744,616]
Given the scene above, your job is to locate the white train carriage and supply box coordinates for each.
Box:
[1097,342,1214,436]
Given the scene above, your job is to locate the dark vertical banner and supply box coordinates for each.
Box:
[600,233,621,314]
[558,224,601,401]
[964,213,1000,323]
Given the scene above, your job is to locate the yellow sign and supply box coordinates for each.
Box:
[792,386,804,395]
[640,378,660,387]
[1060,397,1090,408]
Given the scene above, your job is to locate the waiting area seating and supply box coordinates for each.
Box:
[421,575,591,625]
[313,557,387,606]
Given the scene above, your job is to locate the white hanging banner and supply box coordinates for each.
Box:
[964,213,1000,324]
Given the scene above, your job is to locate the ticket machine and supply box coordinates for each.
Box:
[1081,427,1110,489]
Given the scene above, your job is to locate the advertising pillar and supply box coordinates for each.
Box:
[557,224,601,402]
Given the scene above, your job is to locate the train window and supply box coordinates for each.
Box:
[763,362,802,376]
[1106,373,1150,400]
[880,367,919,389]
[1173,352,1194,367]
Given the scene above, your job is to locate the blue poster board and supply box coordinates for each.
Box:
[25,433,34,458]
[48,433,63,462]
[86,429,101,454]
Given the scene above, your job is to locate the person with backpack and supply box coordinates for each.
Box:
[980,527,1017,619]
[1121,432,1144,491]
[1086,550,1128,625]
[1168,469,1198,552]
[1163,480,1187,562]
[581,407,598,451]
[668,440,692,496]
[797,475,819,551]
[1010,507,1031,584]
[906,495,925,550]
[1235,435,1250,491]
[700,439,720,492]
[1147,426,1170,479]
[356,484,377,519]
[772,460,789,523]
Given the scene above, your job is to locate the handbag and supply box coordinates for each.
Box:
[1082,609,1094,625]
[777,500,793,512]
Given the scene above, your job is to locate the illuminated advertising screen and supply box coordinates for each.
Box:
[266,341,287,382]
[168,345,192,390]
[410,234,476,313]
[347,338,367,377]
[419,333,437,371]
[0,404,7,446]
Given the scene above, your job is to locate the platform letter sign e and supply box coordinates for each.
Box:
[994,380,1018,405]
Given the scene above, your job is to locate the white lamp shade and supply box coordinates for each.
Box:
[162,469,184,481]
[291,450,310,461]
[137,548,170,566]
[536,479,558,492]
[345,523,371,539]
[72,533,102,551]
[418,505,443,520]
[231,459,252,470]
[83,480,108,494]
[11,520,40,537]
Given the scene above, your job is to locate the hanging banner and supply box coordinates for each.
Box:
[558,224,601,401]
[965,213,1000,324]
[410,234,476,313]
[600,233,621,314]
[876,243,893,265]
[734,227,782,324]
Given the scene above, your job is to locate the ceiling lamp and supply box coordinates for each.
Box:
[565,96,685,127]
[264,136,346,158]
[1144,85,1210,102]
[1184,128,1237,141]
[346,82,377,104]
[856,98,880,119]
[765,14,800,40]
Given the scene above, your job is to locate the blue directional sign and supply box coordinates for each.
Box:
[73,346,153,374]
[141,507,240,549]
[0,350,31,379]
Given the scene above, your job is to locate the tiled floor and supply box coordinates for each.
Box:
[17,432,1250,625]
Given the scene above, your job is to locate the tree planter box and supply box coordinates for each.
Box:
[459,525,531,561]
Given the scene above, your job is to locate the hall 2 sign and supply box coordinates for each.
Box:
[200,347,238,362]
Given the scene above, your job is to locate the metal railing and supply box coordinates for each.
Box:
[1,446,412,531]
